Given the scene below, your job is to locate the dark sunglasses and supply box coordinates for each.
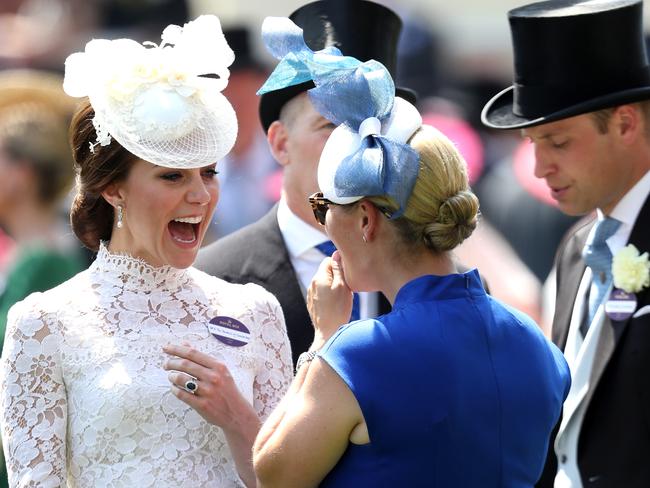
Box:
[308,192,393,225]
[308,192,334,225]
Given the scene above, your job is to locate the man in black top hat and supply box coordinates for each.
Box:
[195,0,414,366]
[482,1,650,486]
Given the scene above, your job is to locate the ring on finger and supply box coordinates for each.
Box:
[183,377,198,394]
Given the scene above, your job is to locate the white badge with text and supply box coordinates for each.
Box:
[208,316,251,347]
[605,289,637,321]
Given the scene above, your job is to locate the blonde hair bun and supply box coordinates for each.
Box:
[370,124,480,253]
[423,190,479,252]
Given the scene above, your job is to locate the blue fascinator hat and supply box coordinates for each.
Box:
[257,0,416,133]
[259,17,422,218]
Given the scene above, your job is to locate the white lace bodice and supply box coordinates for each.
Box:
[0,245,293,487]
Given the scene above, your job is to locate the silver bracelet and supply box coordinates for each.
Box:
[295,350,318,373]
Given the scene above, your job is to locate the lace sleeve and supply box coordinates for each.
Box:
[0,295,67,487]
[250,287,293,420]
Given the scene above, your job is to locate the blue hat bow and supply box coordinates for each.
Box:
[259,17,422,217]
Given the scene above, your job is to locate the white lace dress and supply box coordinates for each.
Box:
[0,245,293,487]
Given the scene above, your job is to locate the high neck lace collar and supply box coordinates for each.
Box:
[91,242,191,293]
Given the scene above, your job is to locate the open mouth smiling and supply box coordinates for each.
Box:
[168,216,202,244]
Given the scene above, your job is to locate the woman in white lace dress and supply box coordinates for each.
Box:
[0,16,292,488]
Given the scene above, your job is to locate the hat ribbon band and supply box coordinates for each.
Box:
[513,66,650,118]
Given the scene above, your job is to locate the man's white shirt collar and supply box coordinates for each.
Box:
[277,197,329,258]
[598,169,650,252]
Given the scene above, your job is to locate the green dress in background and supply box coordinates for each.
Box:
[0,246,87,352]
[0,246,86,488]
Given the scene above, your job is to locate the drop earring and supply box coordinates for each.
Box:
[117,205,124,229]
[362,234,367,243]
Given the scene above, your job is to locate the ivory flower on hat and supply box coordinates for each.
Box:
[612,244,650,293]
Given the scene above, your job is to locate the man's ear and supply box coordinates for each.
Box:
[614,104,642,144]
[267,120,290,167]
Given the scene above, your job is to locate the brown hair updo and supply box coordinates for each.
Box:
[369,124,480,253]
[69,99,138,250]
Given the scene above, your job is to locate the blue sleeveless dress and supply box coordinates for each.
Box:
[318,270,570,487]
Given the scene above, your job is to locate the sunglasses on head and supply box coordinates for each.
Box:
[308,192,393,226]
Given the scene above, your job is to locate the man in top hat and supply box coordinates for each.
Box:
[196,0,414,366]
[482,0,650,486]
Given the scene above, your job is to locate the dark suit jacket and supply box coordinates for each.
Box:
[537,193,650,488]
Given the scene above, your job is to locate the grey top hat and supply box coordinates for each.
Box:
[482,0,650,129]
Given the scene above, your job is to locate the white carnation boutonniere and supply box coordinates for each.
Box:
[612,244,650,293]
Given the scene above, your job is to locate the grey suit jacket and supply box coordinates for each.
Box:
[537,192,650,488]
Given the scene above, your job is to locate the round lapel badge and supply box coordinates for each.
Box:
[208,316,251,347]
[605,288,637,321]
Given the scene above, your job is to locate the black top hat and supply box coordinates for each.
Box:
[258,0,416,132]
[482,0,650,129]
[224,27,266,71]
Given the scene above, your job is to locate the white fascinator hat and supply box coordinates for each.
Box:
[63,15,237,169]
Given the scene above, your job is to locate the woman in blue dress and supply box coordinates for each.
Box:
[252,16,570,488]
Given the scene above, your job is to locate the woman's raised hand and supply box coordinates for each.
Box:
[307,251,353,349]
